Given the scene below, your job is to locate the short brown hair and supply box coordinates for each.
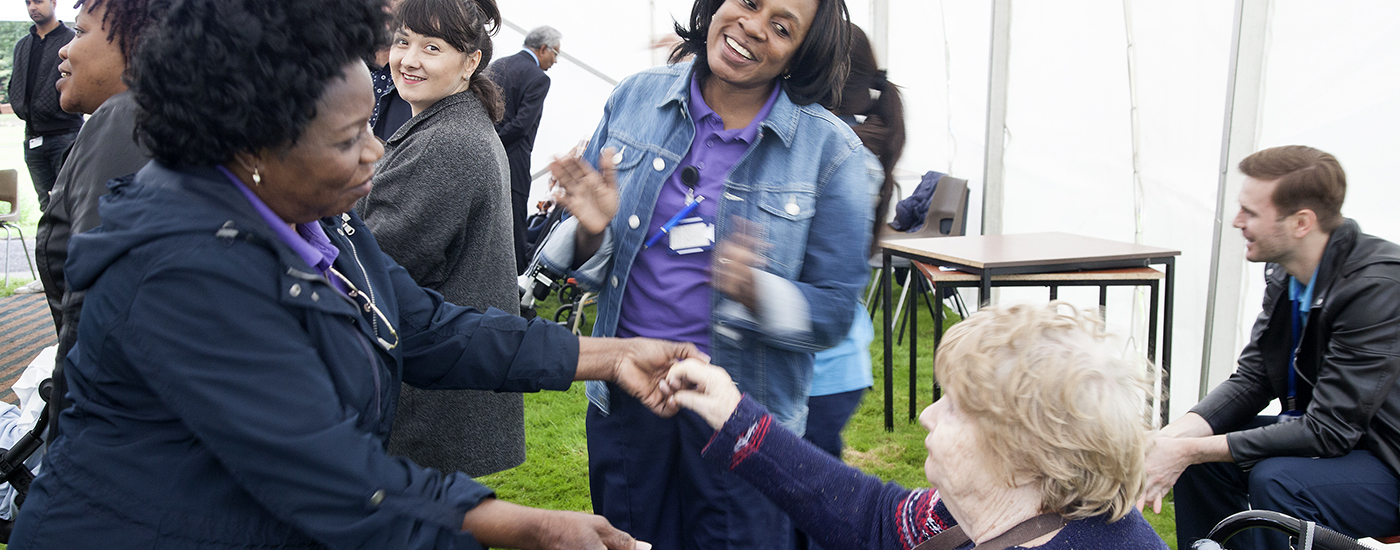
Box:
[1238,145,1346,233]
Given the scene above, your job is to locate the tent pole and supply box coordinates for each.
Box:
[868,0,889,65]
[980,0,1011,237]
[1200,0,1271,403]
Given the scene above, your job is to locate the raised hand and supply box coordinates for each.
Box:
[713,221,766,311]
[549,147,619,238]
[660,359,743,430]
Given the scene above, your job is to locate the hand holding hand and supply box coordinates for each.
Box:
[549,148,619,238]
[660,359,742,430]
[534,510,652,550]
[609,338,709,417]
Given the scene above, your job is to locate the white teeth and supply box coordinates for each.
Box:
[59,72,70,78]
[725,36,754,61]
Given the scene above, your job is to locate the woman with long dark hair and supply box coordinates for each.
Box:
[538,0,874,547]
[356,0,527,481]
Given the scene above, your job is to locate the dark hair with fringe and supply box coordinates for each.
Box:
[131,0,386,167]
[392,0,503,122]
[669,0,851,108]
[72,0,167,63]
[835,25,904,256]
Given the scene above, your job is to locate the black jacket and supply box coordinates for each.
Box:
[7,22,82,136]
[486,50,550,196]
[1192,219,1400,475]
[35,91,151,331]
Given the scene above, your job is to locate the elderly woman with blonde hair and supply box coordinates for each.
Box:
[663,302,1169,550]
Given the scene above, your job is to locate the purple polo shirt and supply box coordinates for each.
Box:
[217,166,347,294]
[614,77,781,352]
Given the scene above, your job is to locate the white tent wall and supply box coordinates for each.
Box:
[492,0,1399,420]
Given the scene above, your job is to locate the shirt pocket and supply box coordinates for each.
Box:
[753,188,817,273]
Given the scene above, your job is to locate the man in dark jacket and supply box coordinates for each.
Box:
[1141,146,1400,549]
[487,25,557,274]
[8,0,82,213]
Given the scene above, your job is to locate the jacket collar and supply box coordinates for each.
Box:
[657,62,800,148]
[385,90,479,145]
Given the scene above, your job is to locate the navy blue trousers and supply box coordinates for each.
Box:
[1176,418,1400,550]
[588,384,793,550]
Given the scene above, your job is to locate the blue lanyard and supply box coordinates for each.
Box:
[1287,298,1304,412]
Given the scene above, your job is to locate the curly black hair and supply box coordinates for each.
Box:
[72,0,167,63]
[131,0,387,167]
[670,0,851,108]
[392,0,503,122]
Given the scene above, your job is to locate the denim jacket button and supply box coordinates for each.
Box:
[786,203,800,216]
[628,215,640,229]
[652,158,666,171]
[611,276,619,287]
[289,284,302,298]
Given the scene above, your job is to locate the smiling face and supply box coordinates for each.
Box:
[390,27,479,115]
[25,0,54,25]
[1233,176,1298,265]
[705,0,817,93]
[56,1,127,114]
[249,63,384,224]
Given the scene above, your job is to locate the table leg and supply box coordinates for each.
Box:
[1049,285,1058,300]
[933,284,944,402]
[1162,258,1175,428]
[908,274,919,421]
[883,252,894,432]
[979,273,991,307]
[1148,279,1161,426]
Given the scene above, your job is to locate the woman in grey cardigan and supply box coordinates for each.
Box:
[356,0,524,477]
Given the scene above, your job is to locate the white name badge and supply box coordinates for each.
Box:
[668,217,714,255]
[27,136,42,149]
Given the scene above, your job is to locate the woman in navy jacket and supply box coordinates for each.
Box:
[8,1,695,549]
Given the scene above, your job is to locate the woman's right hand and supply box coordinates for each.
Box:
[549,148,619,238]
[661,359,743,431]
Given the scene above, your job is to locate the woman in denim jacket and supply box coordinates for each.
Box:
[538,0,876,547]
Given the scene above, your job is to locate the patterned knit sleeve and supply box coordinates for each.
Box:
[700,396,957,550]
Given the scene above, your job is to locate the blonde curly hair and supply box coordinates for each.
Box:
[934,301,1156,521]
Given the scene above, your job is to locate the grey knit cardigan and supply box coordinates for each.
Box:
[357,90,525,477]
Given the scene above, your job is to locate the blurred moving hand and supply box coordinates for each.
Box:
[549,148,619,238]
[713,222,765,311]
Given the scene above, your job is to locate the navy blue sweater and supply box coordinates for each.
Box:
[700,396,1169,550]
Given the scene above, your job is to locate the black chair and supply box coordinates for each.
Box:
[867,173,970,343]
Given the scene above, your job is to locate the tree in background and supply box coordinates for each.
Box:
[0,20,51,103]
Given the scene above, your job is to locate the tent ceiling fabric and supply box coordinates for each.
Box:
[494,0,1400,418]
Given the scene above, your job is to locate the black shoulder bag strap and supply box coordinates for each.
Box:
[914,513,1068,550]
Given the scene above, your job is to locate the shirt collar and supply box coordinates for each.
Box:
[216,165,340,275]
[1287,264,1321,313]
[686,73,782,144]
[524,48,540,67]
[659,62,802,148]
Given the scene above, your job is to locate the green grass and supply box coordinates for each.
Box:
[482,282,1179,547]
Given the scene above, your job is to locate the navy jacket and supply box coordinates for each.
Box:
[11,162,581,549]
[487,50,550,196]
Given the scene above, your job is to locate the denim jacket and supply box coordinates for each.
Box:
[540,62,877,431]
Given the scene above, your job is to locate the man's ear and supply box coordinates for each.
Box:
[1290,208,1319,238]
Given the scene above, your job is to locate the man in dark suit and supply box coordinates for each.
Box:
[487,25,559,274]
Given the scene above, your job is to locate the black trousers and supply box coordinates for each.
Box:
[1175,416,1400,550]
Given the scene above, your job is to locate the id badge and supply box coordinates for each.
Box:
[27,136,42,149]
[667,217,714,255]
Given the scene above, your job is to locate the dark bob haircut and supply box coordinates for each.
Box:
[131,0,386,167]
[73,0,168,63]
[670,0,852,108]
[393,0,503,122]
